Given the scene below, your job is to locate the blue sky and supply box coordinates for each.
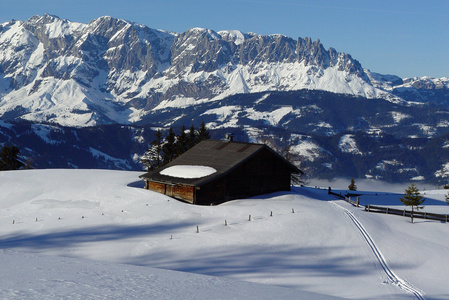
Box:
[1,0,448,78]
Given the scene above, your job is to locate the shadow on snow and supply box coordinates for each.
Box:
[125,244,412,290]
[0,221,196,249]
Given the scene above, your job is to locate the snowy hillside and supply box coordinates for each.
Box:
[1,14,448,127]
[1,169,449,299]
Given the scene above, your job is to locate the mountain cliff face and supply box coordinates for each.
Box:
[2,14,447,127]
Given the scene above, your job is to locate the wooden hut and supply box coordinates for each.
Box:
[139,139,302,205]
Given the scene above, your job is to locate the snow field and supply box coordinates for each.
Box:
[1,250,330,300]
[1,170,449,299]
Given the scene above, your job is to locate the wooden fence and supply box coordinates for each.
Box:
[365,204,449,223]
[328,188,360,207]
[326,187,448,223]
[344,196,360,207]
[328,188,346,200]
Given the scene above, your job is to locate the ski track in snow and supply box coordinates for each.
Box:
[330,201,426,300]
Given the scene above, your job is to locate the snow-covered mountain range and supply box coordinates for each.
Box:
[2,14,449,184]
[1,14,448,127]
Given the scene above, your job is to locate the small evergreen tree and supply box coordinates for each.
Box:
[176,125,188,156]
[0,145,24,170]
[141,130,164,171]
[162,127,176,165]
[400,183,425,223]
[196,120,210,141]
[187,124,197,149]
[348,178,357,191]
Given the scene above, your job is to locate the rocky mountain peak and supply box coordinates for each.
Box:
[26,13,60,25]
[218,30,252,45]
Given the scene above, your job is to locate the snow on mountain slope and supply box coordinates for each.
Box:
[339,134,362,155]
[391,111,411,124]
[435,162,449,179]
[1,169,449,299]
[288,134,329,162]
[4,14,446,127]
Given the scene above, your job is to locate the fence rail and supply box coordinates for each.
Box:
[365,204,449,222]
[328,188,346,200]
[344,196,360,207]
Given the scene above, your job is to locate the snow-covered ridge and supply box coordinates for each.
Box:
[0,14,447,127]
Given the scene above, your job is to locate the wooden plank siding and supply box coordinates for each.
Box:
[146,181,165,194]
[172,185,195,203]
[146,181,195,203]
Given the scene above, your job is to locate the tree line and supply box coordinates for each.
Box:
[141,121,210,171]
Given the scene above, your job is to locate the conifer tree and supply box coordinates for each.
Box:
[176,125,189,156]
[141,130,164,171]
[348,178,357,191]
[187,124,197,149]
[162,127,176,165]
[399,183,425,223]
[197,120,210,141]
[0,145,23,170]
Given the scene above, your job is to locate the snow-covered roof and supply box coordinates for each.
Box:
[159,165,217,179]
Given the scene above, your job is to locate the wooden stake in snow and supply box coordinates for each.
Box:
[248,215,251,221]
[170,235,173,240]
[270,211,273,217]
[292,208,295,213]
[225,220,227,226]
[35,217,38,222]
[12,220,15,224]
[196,225,199,233]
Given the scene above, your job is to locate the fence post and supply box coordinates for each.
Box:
[356,197,359,207]
[403,209,406,216]
[386,207,389,214]
[367,204,370,212]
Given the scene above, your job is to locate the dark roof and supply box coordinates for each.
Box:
[140,139,301,187]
